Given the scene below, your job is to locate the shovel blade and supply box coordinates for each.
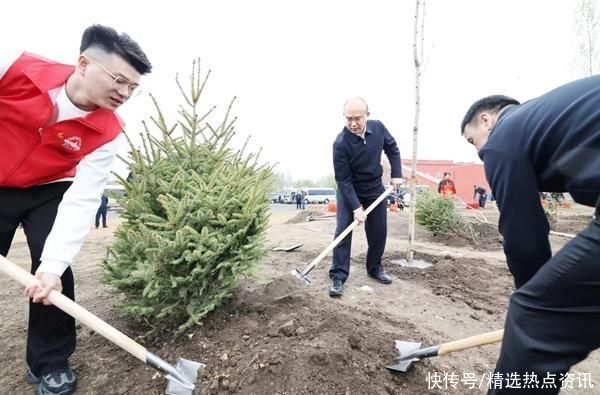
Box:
[385,340,422,373]
[290,268,311,284]
[272,243,303,252]
[395,340,423,357]
[385,359,415,373]
[165,358,205,395]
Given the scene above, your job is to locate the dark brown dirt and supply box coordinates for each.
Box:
[1,205,597,394]
[554,214,594,235]
[285,210,325,224]
[422,222,503,251]
[190,276,428,394]
[385,252,513,315]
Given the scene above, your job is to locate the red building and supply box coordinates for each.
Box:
[383,159,489,204]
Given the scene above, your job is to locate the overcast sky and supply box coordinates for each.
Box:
[2,0,584,180]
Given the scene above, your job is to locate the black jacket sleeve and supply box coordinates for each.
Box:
[482,149,552,288]
[382,124,402,178]
[333,142,361,211]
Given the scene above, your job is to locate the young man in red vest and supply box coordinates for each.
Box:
[437,172,456,197]
[0,25,151,395]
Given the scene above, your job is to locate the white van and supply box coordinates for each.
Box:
[301,187,336,204]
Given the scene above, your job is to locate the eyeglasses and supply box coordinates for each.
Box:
[87,57,141,98]
[345,115,365,124]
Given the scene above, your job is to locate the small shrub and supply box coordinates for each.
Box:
[103,60,274,334]
[415,189,478,241]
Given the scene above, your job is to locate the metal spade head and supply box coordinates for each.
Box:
[164,358,205,395]
[385,340,422,373]
[290,268,311,284]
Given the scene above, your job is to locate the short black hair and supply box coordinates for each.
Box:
[80,24,152,75]
[443,172,451,177]
[460,95,520,134]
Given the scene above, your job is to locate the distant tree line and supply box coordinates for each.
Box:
[272,171,336,191]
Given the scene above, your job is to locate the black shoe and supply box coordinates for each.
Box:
[36,367,77,395]
[26,368,41,384]
[329,279,344,297]
[368,270,392,284]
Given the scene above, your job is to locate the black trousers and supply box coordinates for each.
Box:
[329,188,387,282]
[479,194,487,208]
[95,208,107,227]
[0,182,75,376]
[489,207,600,394]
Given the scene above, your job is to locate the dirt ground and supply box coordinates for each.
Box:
[1,203,598,394]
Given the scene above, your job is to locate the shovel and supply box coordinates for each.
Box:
[291,186,393,284]
[386,329,504,372]
[0,255,204,395]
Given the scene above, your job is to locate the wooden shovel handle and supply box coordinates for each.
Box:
[550,230,576,239]
[438,329,504,356]
[0,255,148,362]
[304,186,393,271]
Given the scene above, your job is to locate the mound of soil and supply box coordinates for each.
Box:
[385,252,513,315]
[554,214,593,235]
[7,209,598,394]
[425,222,502,251]
[285,210,325,224]
[65,275,434,395]
[191,276,427,394]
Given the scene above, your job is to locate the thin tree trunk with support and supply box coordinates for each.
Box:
[575,0,599,76]
[407,0,425,262]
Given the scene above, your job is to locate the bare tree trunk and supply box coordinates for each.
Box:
[588,29,594,75]
[407,0,425,262]
[575,0,599,76]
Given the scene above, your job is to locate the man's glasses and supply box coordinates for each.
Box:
[87,57,141,98]
[345,115,365,124]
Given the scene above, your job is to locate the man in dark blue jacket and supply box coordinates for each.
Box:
[329,97,403,297]
[461,78,600,394]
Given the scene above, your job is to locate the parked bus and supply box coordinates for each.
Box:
[301,187,336,204]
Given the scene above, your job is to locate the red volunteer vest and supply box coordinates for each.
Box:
[0,52,124,187]
[439,179,456,197]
